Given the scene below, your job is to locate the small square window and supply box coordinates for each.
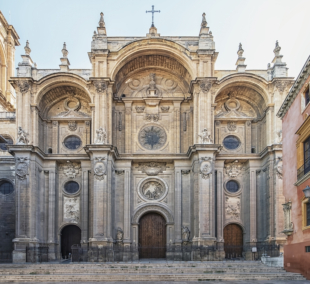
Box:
[305,87,310,106]
[306,246,310,253]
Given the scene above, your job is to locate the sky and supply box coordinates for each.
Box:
[1,0,310,78]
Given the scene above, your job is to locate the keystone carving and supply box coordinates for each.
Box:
[68,121,77,131]
[137,162,167,176]
[225,160,244,178]
[17,81,30,94]
[199,79,212,93]
[135,106,145,113]
[93,80,107,93]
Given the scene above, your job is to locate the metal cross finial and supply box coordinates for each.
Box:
[146,5,160,27]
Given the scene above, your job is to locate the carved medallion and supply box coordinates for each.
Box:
[145,114,159,122]
[199,157,213,179]
[68,121,77,131]
[137,162,167,176]
[16,157,29,180]
[94,157,106,180]
[138,125,167,150]
[141,180,164,200]
[227,121,237,131]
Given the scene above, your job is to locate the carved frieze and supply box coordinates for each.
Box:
[59,161,80,179]
[224,160,244,178]
[115,170,125,175]
[200,157,213,179]
[64,197,80,223]
[225,196,241,220]
[94,157,106,180]
[16,157,29,180]
[137,162,167,176]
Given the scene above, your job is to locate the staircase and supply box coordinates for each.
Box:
[0,261,306,282]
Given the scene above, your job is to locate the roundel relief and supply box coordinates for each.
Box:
[138,125,167,150]
[138,178,168,202]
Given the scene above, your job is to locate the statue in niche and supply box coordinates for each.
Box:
[116,227,123,242]
[182,226,190,243]
[95,127,107,144]
[198,128,213,144]
[17,127,29,145]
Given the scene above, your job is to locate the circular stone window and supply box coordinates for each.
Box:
[0,181,14,195]
[138,125,167,150]
[64,181,79,194]
[64,135,81,150]
[223,135,240,150]
[226,180,240,193]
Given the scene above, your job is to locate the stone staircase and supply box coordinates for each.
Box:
[0,261,306,282]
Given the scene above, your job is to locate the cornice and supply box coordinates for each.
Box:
[277,56,310,119]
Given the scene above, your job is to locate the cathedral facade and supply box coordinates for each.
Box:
[0,12,294,262]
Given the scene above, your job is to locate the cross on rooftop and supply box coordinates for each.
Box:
[146,5,160,27]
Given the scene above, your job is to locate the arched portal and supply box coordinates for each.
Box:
[138,212,166,258]
[224,223,243,259]
[61,225,81,259]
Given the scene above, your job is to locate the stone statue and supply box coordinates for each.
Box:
[95,127,107,144]
[17,127,29,145]
[198,128,213,144]
[181,226,190,242]
[275,130,282,144]
[116,227,123,242]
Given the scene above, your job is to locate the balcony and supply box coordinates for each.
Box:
[297,156,310,181]
[0,112,16,120]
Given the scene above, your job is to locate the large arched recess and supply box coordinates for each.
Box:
[34,73,92,116]
[110,39,196,90]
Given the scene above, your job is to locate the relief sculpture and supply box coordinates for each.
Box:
[64,197,80,223]
[225,196,241,220]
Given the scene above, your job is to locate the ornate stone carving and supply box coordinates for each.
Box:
[161,106,170,112]
[181,226,190,243]
[135,106,145,113]
[198,128,213,144]
[68,121,77,131]
[94,157,106,180]
[199,79,212,93]
[181,170,190,175]
[95,127,107,144]
[146,73,160,97]
[52,121,58,127]
[225,196,241,219]
[132,204,173,224]
[138,125,167,150]
[275,81,289,94]
[215,121,221,126]
[64,96,81,111]
[64,197,80,223]
[200,157,213,179]
[275,130,282,144]
[227,121,237,131]
[16,157,29,180]
[17,127,29,145]
[275,157,283,179]
[115,170,125,175]
[94,80,107,93]
[141,180,164,200]
[282,201,293,236]
[59,161,81,179]
[116,227,123,242]
[18,81,30,94]
[145,114,159,122]
[137,162,167,176]
[225,160,244,178]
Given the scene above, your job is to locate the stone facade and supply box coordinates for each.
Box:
[0,12,295,262]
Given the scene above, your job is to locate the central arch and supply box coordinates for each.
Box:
[61,225,81,259]
[138,212,166,258]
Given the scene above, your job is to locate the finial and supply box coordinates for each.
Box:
[61,42,68,58]
[24,40,31,55]
[237,43,244,57]
[267,63,270,68]
[99,12,105,28]
[201,12,207,27]
[93,31,96,35]
[34,62,37,68]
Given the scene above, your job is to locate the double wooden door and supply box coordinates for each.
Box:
[223,224,243,258]
[139,213,166,258]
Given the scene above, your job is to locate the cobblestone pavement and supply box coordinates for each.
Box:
[16,281,310,284]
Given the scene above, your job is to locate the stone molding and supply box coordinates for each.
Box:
[132,203,174,224]
[137,162,167,176]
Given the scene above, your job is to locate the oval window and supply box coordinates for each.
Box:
[64,136,81,150]
[0,136,13,151]
[64,181,79,194]
[223,135,240,150]
[226,180,239,193]
[0,181,14,195]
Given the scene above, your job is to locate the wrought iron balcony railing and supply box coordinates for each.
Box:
[297,156,310,181]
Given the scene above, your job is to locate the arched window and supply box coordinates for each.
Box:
[0,135,13,151]
[47,148,53,154]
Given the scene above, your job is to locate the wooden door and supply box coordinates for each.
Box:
[224,224,243,258]
[61,225,81,259]
[139,213,166,258]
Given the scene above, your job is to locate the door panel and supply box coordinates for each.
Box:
[224,224,243,258]
[138,213,166,258]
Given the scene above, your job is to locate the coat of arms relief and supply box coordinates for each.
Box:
[59,161,81,179]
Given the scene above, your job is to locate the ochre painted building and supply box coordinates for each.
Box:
[278,56,310,279]
[0,11,296,262]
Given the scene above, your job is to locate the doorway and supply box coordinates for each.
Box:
[61,225,81,259]
[138,212,166,258]
[223,223,243,258]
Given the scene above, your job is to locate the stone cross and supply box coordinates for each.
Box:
[146,5,160,27]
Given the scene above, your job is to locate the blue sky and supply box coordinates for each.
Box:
[1,0,309,78]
